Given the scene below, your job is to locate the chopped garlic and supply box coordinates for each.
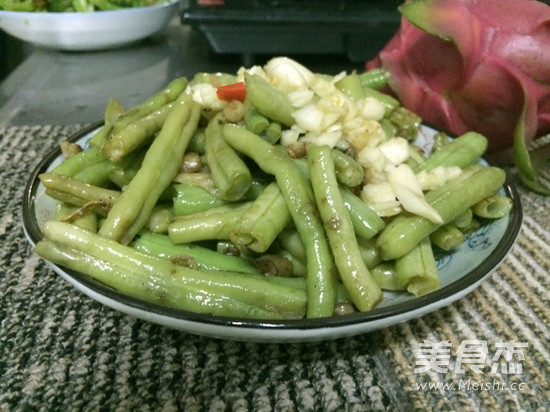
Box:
[237,65,266,82]
[288,89,315,108]
[280,129,301,146]
[378,137,410,166]
[356,136,409,174]
[188,83,226,111]
[310,72,344,96]
[416,166,462,191]
[346,119,386,152]
[264,57,314,92]
[388,164,443,223]
[361,182,401,217]
[357,97,386,121]
[357,146,387,174]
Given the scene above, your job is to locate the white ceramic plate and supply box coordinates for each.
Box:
[23,123,523,342]
[0,0,179,51]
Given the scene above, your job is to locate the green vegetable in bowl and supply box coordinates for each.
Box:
[0,0,167,12]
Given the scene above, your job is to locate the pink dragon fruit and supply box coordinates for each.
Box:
[366,0,550,157]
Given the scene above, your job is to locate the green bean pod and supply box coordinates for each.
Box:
[244,106,270,134]
[363,88,400,116]
[387,106,422,141]
[89,77,188,149]
[71,159,118,186]
[99,93,200,244]
[395,238,440,297]
[359,68,391,90]
[102,102,174,162]
[472,195,513,219]
[109,77,188,133]
[37,222,307,319]
[222,123,337,318]
[335,72,366,101]
[340,188,385,240]
[51,146,106,177]
[357,237,382,269]
[430,224,465,252]
[264,122,282,144]
[53,203,99,233]
[172,183,229,216]
[414,131,488,173]
[370,262,402,291]
[307,144,382,312]
[144,205,173,234]
[131,230,261,275]
[230,182,292,253]
[331,149,364,188]
[39,173,120,207]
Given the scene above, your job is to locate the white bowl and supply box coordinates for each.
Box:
[0,0,180,51]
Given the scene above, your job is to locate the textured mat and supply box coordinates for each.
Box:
[0,125,548,411]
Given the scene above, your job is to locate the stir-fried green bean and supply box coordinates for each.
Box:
[131,230,261,275]
[370,262,401,291]
[364,88,400,116]
[331,149,364,188]
[264,122,282,144]
[243,73,295,127]
[54,203,99,232]
[340,188,385,240]
[387,106,422,141]
[144,205,173,233]
[70,159,118,187]
[102,102,174,162]
[51,146,106,177]
[244,106,270,134]
[90,77,188,150]
[413,131,488,173]
[172,183,229,216]
[357,237,382,269]
[307,144,382,312]
[39,238,280,318]
[99,93,200,244]
[278,229,306,262]
[38,221,306,318]
[358,68,391,90]
[222,123,338,318]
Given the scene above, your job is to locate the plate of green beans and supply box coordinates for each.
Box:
[22,58,523,342]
